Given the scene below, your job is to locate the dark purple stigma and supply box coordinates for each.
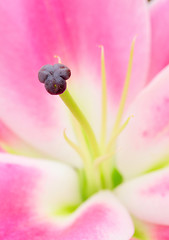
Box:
[38,64,71,95]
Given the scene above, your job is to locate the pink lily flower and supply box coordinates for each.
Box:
[0,0,169,239]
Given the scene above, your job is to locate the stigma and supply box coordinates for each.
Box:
[38,64,71,95]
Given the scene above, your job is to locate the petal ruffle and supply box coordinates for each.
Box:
[117,65,169,178]
[0,0,150,162]
[148,0,169,82]
[0,153,134,240]
[57,191,134,240]
[116,168,169,225]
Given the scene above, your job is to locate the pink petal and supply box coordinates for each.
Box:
[49,0,151,105]
[116,168,169,225]
[0,153,134,240]
[0,147,5,152]
[0,0,84,165]
[150,224,169,240]
[148,0,169,82]
[58,192,134,240]
[117,65,169,178]
[0,120,48,157]
[0,0,150,161]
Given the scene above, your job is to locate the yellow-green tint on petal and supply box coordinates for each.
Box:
[145,154,169,174]
[132,218,150,240]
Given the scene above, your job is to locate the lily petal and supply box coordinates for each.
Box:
[56,191,134,240]
[0,147,4,153]
[117,65,169,178]
[0,0,85,166]
[0,153,81,215]
[116,168,169,225]
[0,120,50,157]
[52,0,150,105]
[148,0,169,82]
[0,0,150,162]
[150,224,169,240]
[0,153,134,240]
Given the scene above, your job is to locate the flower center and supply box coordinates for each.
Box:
[38,38,136,200]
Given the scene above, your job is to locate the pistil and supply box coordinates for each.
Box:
[38,38,136,199]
